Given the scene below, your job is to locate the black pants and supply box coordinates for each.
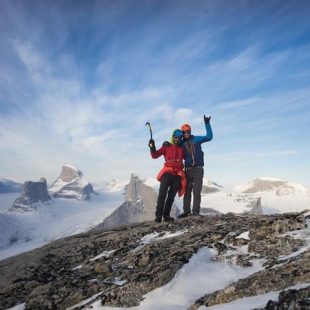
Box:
[156,173,180,218]
[183,166,204,214]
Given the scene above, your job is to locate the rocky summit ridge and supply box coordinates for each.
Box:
[0,210,309,309]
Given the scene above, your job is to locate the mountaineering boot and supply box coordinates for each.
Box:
[178,212,190,218]
[154,217,162,223]
[163,216,174,222]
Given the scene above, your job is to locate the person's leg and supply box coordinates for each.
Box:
[155,174,170,221]
[182,169,194,214]
[192,167,204,214]
[163,174,180,218]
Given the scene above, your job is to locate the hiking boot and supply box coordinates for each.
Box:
[192,213,203,217]
[163,216,175,222]
[178,212,190,218]
[154,217,162,223]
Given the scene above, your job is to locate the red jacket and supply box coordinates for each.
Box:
[151,144,186,196]
[151,144,184,170]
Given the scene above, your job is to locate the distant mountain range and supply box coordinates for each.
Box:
[0,178,22,194]
[234,177,308,196]
[1,169,309,261]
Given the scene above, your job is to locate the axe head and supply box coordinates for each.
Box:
[145,122,150,126]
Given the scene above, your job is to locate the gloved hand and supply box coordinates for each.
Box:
[162,141,170,147]
[204,115,211,124]
[148,139,156,152]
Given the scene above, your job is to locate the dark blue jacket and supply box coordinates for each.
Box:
[181,123,213,167]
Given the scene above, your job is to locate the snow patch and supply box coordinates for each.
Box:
[132,230,188,253]
[90,250,116,261]
[236,231,250,240]
[6,303,25,310]
[67,292,103,310]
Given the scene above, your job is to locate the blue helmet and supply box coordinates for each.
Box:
[170,129,183,144]
[173,129,183,138]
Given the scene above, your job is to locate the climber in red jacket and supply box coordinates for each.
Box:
[148,129,186,223]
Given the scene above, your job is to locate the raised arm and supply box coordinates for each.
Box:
[194,115,213,143]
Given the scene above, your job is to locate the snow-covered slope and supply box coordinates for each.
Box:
[143,177,160,190]
[96,179,129,193]
[0,191,123,261]
[202,178,223,194]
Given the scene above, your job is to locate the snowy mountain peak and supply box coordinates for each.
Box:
[125,174,143,202]
[202,178,223,194]
[234,177,308,196]
[100,179,129,192]
[58,164,83,182]
[49,165,95,200]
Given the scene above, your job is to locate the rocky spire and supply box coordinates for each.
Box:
[246,197,263,215]
[93,174,179,230]
[10,177,51,212]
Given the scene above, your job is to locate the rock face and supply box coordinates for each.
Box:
[93,174,179,230]
[246,197,263,215]
[9,178,51,211]
[49,165,95,200]
[0,179,22,194]
[0,211,309,310]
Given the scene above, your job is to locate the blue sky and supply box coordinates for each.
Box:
[0,0,310,189]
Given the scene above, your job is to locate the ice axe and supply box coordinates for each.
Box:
[145,121,153,140]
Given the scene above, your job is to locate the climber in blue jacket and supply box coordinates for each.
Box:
[178,115,213,218]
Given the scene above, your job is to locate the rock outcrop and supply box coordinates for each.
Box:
[93,174,179,230]
[9,178,51,211]
[246,197,263,215]
[0,211,309,309]
[49,165,95,200]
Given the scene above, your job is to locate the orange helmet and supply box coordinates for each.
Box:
[181,124,191,132]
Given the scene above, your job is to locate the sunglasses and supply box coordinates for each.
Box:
[183,131,191,134]
[173,136,182,139]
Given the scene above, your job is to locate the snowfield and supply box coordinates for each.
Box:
[0,191,124,260]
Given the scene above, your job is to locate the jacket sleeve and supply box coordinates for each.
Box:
[194,123,213,144]
[151,145,166,159]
